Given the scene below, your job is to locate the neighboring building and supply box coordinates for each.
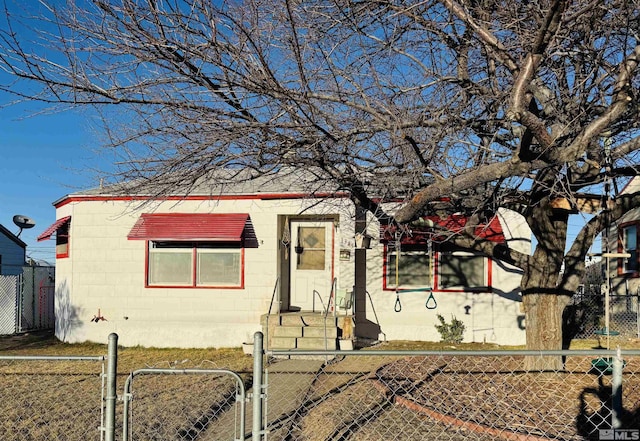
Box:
[604,176,640,297]
[38,169,531,348]
[0,224,26,276]
[0,222,55,335]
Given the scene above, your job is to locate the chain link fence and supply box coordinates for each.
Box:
[0,355,105,441]
[19,266,55,331]
[0,266,55,335]
[1,333,640,441]
[567,286,640,341]
[0,275,20,334]
[264,350,640,441]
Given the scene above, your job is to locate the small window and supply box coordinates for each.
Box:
[437,252,487,290]
[148,241,243,288]
[621,224,639,275]
[385,249,433,289]
[56,222,70,259]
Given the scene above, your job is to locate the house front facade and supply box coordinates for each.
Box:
[39,172,531,348]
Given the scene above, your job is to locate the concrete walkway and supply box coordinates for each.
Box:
[264,359,326,438]
[202,358,325,440]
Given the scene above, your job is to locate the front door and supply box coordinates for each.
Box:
[289,220,334,312]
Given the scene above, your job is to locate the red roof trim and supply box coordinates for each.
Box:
[127,213,250,241]
[381,214,505,244]
[54,192,352,208]
[37,216,71,242]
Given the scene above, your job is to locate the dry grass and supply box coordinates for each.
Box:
[0,332,253,441]
[2,332,640,440]
[0,331,253,373]
[367,338,640,351]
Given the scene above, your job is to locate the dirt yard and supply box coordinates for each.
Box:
[2,333,639,440]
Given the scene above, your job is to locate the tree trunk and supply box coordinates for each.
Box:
[523,293,571,371]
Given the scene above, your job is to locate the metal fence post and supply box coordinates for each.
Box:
[105,333,118,441]
[612,347,623,429]
[252,331,264,441]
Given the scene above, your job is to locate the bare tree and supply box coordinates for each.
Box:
[1,0,639,368]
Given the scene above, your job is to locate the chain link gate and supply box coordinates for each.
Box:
[121,368,247,441]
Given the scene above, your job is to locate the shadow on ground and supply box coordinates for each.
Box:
[0,330,56,351]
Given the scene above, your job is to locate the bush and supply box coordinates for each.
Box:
[435,314,466,344]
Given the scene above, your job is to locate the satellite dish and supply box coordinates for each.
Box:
[13,214,36,238]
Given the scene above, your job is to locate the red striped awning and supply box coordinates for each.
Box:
[37,216,71,241]
[381,214,505,244]
[127,213,250,241]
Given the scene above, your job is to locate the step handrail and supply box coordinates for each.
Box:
[325,277,338,319]
[267,277,280,316]
[313,288,333,352]
[323,278,338,354]
[265,277,280,351]
[312,289,327,315]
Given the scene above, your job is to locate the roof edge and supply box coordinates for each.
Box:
[0,224,27,249]
[53,192,353,208]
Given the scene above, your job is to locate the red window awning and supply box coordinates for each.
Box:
[381,214,505,244]
[127,213,250,241]
[37,216,71,241]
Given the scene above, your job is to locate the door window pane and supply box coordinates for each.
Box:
[300,227,325,248]
[298,250,325,270]
[297,227,325,270]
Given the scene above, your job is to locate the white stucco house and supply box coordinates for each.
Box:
[38,169,531,348]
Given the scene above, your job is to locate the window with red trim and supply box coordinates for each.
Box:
[437,251,488,291]
[385,245,433,290]
[38,216,71,259]
[619,223,639,276]
[56,222,70,258]
[147,241,243,288]
[384,243,490,292]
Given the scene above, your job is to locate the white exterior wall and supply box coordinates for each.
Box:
[54,197,357,348]
[54,195,531,348]
[360,208,530,346]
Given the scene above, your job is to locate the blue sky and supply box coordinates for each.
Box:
[0,1,598,264]
[0,88,598,265]
[0,92,102,263]
[0,0,101,263]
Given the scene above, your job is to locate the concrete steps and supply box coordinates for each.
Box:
[263,312,346,351]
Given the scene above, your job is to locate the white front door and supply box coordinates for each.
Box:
[289,220,334,312]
